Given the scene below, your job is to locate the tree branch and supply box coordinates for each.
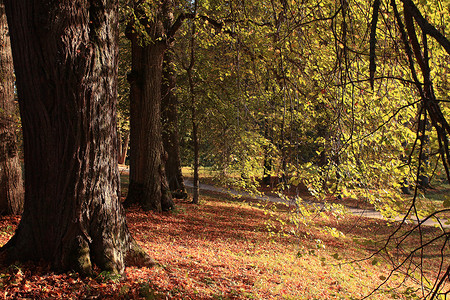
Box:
[369,0,381,89]
[168,13,239,41]
[167,12,194,40]
[400,0,450,56]
[403,2,426,74]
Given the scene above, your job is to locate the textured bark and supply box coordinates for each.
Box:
[0,0,24,214]
[125,0,174,212]
[0,0,23,215]
[161,49,186,199]
[2,0,153,274]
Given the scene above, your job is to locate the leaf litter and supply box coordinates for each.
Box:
[0,196,442,299]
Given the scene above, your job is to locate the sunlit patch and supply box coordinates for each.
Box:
[0,195,445,299]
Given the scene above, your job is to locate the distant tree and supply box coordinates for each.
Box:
[185,0,200,204]
[162,48,187,199]
[2,0,153,274]
[124,0,175,211]
[117,25,131,165]
[0,0,23,215]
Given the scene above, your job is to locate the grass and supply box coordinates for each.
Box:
[0,171,447,299]
[181,166,221,183]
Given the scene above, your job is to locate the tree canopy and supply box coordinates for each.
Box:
[165,0,450,295]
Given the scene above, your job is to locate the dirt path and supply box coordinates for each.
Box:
[184,179,449,228]
[119,165,447,228]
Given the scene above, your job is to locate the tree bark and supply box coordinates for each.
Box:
[118,130,129,165]
[2,0,153,274]
[0,0,23,215]
[124,0,174,212]
[186,0,199,205]
[188,68,200,204]
[162,49,187,199]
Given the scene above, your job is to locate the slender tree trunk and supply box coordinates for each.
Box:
[192,119,200,204]
[118,130,129,165]
[162,49,187,199]
[189,68,200,204]
[418,114,430,188]
[0,0,23,215]
[187,0,199,204]
[2,0,153,274]
[125,10,174,211]
[262,118,272,186]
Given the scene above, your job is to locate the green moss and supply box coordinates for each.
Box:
[102,260,119,274]
[75,245,93,276]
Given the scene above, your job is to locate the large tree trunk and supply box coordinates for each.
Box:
[162,49,187,199]
[124,0,174,212]
[0,0,23,215]
[2,0,153,275]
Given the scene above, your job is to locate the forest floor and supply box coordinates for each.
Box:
[179,165,450,228]
[0,168,447,299]
[183,178,450,228]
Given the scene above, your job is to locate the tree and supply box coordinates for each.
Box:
[367,0,450,297]
[161,48,187,199]
[117,23,131,165]
[186,9,200,205]
[124,0,175,211]
[2,0,153,274]
[0,0,23,215]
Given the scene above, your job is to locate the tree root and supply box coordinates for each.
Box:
[125,241,157,268]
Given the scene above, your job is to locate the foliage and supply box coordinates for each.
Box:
[114,0,450,296]
[175,2,450,298]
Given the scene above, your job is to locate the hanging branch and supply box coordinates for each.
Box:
[362,1,450,298]
[403,2,426,75]
[402,1,450,184]
[369,0,381,89]
[400,0,450,55]
[391,0,423,93]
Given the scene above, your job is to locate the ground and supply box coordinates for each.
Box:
[0,185,447,299]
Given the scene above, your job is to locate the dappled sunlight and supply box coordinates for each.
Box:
[0,193,443,299]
